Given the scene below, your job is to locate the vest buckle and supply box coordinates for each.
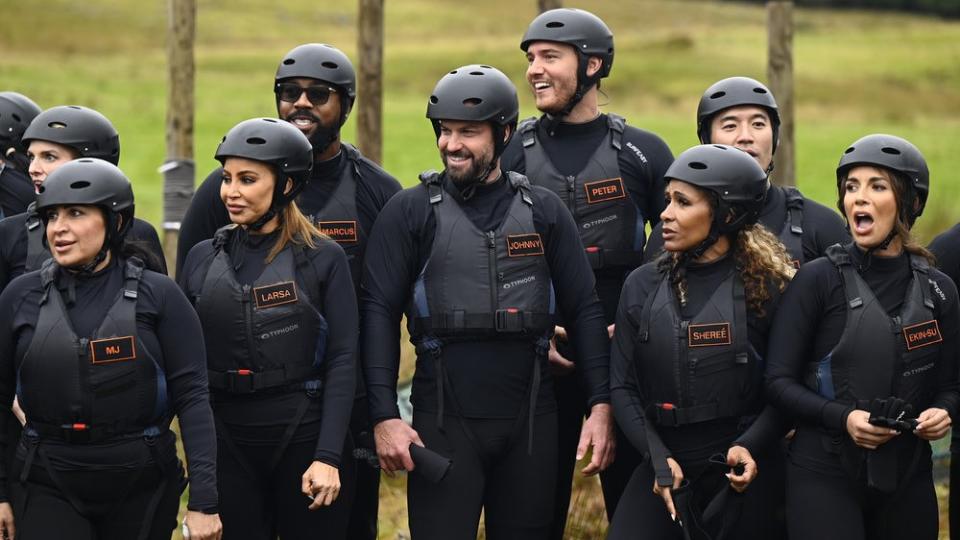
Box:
[60,422,92,443]
[585,246,603,269]
[226,369,256,393]
[495,309,524,333]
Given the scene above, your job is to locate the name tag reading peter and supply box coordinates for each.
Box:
[688,323,732,348]
[584,178,626,204]
[506,233,544,257]
[318,220,358,243]
[903,320,942,350]
[254,281,299,309]
[90,336,136,364]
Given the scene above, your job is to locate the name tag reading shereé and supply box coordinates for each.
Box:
[254,281,298,309]
[90,336,136,364]
[506,233,544,257]
[688,322,732,348]
[318,220,358,243]
[584,177,626,204]
[903,320,942,350]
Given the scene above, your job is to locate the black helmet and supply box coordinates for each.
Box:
[696,77,781,153]
[520,8,614,78]
[275,43,356,117]
[426,64,519,156]
[0,92,42,157]
[665,144,769,236]
[215,117,313,228]
[36,158,135,257]
[22,106,120,165]
[836,133,929,226]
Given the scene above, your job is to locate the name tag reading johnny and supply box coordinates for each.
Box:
[903,320,942,350]
[506,233,545,257]
[688,323,732,348]
[318,220,358,243]
[90,336,137,364]
[254,281,299,309]
[584,178,626,204]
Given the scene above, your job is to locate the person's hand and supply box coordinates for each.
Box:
[724,445,757,493]
[0,501,14,540]
[607,323,615,339]
[183,510,221,540]
[302,461,341,509]
[846,409,898,449]
[651,457,684,521]
[914,407,951,441]
[12,397,24,427]
[578,403,616,475]
[548,325,574,375]
[373,418,422,473]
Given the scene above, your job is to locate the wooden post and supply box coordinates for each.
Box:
[767,1,795,187]
[162,0,196,277]
[537,0,562,12]
[357,0,384,165]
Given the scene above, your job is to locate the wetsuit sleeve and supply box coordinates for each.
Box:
[929,225,960,286]
[150,276,219,511]
[499,137,526,176]
[642,222,666,264]
[0,282,28,502]
[360,191,424,423]
[0,218,12,292]
[802,199,850,261]
[619,127,673,228]
[175,168,229,277]
[765,261,853,432]
[929,271,960,419]
[312,244,358,466]
[539,190,611,406]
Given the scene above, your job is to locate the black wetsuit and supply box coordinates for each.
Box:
[176,146,400,540]
[361,171,610,540]
[765,243,960,540]
[0,257,218,539]
[500,113,674,535]
[0,165,34,219]
[181,227,357,540]
[0,211,166,291]
[644,184,849,265]
[608,254,788,539]
[927,223,960,540]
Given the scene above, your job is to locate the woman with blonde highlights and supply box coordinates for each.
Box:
[608,144,792,540]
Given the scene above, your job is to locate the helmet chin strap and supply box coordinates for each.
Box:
[541,57,601,135]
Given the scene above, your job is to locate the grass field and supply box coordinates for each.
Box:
[4,0,960,538]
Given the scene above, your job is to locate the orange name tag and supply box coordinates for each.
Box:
[903,320,942,350]
[90,336,136,364]
[584,177,626,204]
[506,233,544,257]
[254,281,298,309]
[318,220,359,243]
[688,323,732,348]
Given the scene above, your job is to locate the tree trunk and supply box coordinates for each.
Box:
[357,0,384,165]
[767,1,795,187]
[537,0,562,12]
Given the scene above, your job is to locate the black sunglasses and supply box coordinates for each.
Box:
[275,83,336,105]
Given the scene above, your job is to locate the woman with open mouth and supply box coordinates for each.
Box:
[765,134,958,539]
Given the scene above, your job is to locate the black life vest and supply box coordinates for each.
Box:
[519,114,645,271]
[409,171,554,338]
[631,268,758,427]
[18,257,167,441]
[311,143,366,285]
[806,245,940,411]
[24,202,47,273]
[778,187,804,268]
[196,225,328,394]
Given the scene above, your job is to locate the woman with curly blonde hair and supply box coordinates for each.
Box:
[607,144,793,540]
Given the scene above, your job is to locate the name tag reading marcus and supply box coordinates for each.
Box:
[318,220,358,243]
[90,336,136,364]
[254,282,298,309]
[688,322,732,348]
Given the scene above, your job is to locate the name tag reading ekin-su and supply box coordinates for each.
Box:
[254,281,299,309]
[318,220,358,243]
[90,336,136,364]
[584,178,626,204]
[506,233,545,257]
[903,320,942,351]
[688,322,732,348]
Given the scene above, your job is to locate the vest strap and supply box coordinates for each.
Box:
[413,311,553,335]
[584,247,645,271]
[649,402,721,427]
[207,365,321,394]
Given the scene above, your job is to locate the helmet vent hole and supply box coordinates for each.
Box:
[246,137,267,145]
[322,61,338,69]
[752,88,768,94]
[263,118,278,123]
[283,59,295,65]
[429,96,439,104]
[449,70,458,74]
[546,21,565,28]
[844,146,855,154]
[713,145,727,150]
[70,181,91,189]
[469,71,484,76]
[11,114,20,122]
[710,91,726,99]
[48,121,67,129]
[688,162,708,170]
[881,147,901,155]
[67,106,81,110]
[480,65,492,69]
[462,98,483,107]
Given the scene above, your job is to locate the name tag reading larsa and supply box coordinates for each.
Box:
[903,320,942,350]
[90,336,137,364]
[688,322,732,347]
[254,282,299,309]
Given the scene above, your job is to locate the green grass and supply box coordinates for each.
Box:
[4,1,960,538]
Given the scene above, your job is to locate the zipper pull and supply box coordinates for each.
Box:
[78,337,89,357]
[486,231,496,248]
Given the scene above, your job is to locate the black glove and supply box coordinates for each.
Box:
[867,397,918,433]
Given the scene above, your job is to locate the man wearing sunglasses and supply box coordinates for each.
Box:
[176,42,402,540]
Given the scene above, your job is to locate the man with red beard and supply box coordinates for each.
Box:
[362,65,611,539]
[175,43,401,540]
[500,9,674,537]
